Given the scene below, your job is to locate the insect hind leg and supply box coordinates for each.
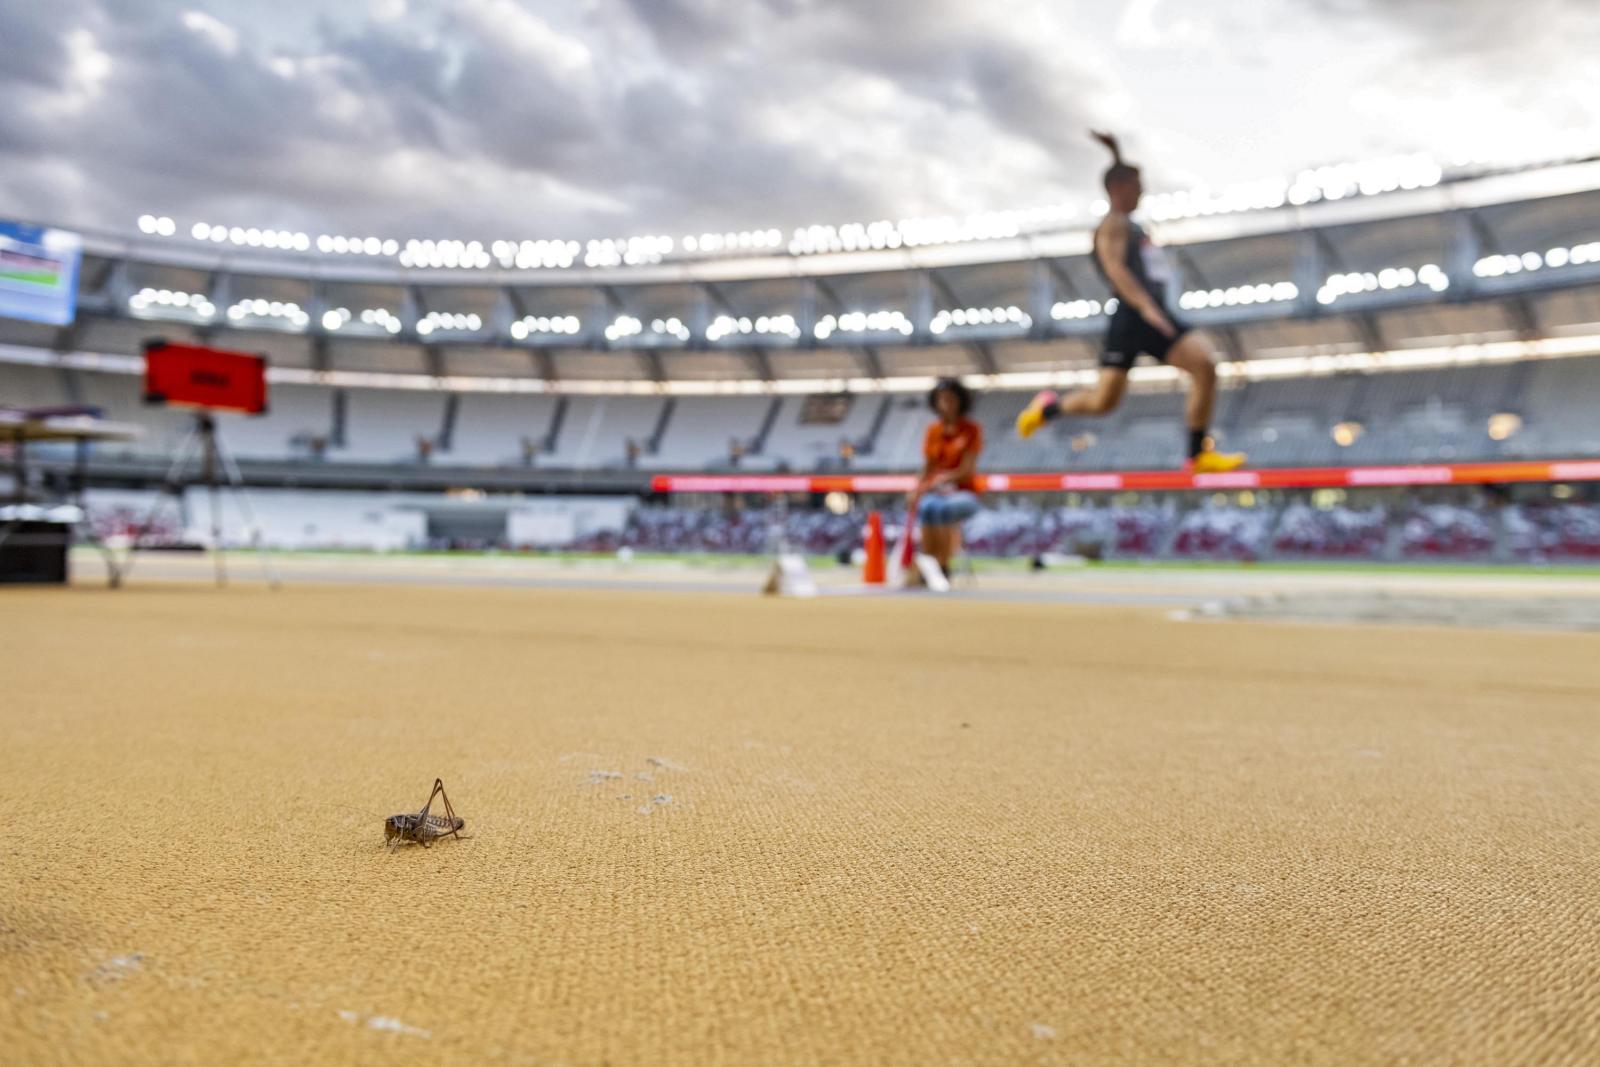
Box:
[435,780,465,841]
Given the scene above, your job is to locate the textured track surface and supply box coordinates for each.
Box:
[2,581,1597,1065]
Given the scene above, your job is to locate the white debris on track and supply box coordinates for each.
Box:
[337,1010,431,1038]
[637,794,673,815]
[86,953,144,983]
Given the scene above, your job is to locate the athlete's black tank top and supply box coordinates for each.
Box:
[1095,216,1175,309]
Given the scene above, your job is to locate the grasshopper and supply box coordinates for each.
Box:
[384,778,466,849]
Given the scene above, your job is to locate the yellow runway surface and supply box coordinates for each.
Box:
[3,579,1597,1065]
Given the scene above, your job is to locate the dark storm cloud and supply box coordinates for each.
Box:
[4,0,1595,242]
[0,0,1111,238]
[0,0,84,89]
[6,0,1030,233]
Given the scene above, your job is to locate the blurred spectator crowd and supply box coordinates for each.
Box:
[564,498,1600,562]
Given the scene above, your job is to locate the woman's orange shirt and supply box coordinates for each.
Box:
[923,418,983,491]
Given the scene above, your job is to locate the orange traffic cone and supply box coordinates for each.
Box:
[863,511,886,585]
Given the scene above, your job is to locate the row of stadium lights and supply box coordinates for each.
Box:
[122,291,963,341]
[1051,269,1433,320]
[930,306,1031,335]
[132,154,1450,269]
[322,307,404,334]
[510,315,583,340]
[131,256,1568,337]
[1142,155,1445,222]
[129,287,216,318]
[1052,298,1118,321]
[417,312,483,336]
[1316,264,1449,305]
[814,311,915,341]
[1179,281,1300,311]
[706,314,802,342]
[1473,242,1600,278]
[229,299,309,328]
[604,316,691,342]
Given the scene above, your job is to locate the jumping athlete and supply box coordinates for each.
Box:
[1016,131,1246,474]
[911,378,983,578]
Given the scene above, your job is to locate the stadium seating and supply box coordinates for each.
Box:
[334,389,447,463]
[71,480,1600,563]
[1398,504,1499,559]
[645,396,769,469]
[760,395,882,471]
[1272,503,1389,559]
[6,355,1600,474]
[1171,506,1276,561]
[1504,502,1600,559]
[446,393,560,467]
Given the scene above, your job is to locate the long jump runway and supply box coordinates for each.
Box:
[88,549,1600,623]
[2,565,1597,1064]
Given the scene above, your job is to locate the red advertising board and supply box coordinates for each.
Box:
[143,342,268,415]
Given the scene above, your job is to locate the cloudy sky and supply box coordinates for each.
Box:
[1,0,1596,241]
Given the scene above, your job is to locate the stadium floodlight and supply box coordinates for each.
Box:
[814,310,914,340]
[1317,263,1447,305]
[129,287,215,321]
[604,315,642,341]
[1475,242,1600,279]
[1051,299,1107,321]
[511,313,582,340]
[1178,281,1299,311]
[108,149,1494,272]
[416,310,482,335]
[931,305,1032,335]
[1487,412,1522,441]
[225,298,308,330]
[707,313,800,342]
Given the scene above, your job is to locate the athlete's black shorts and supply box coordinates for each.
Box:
[1101,307,1191,371]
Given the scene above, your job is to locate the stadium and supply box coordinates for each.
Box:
[6,152,1600,562]
[2,4,1598,1065]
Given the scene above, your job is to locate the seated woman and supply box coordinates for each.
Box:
[912,378,983,578]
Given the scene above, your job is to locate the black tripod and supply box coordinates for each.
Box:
[113,411,280,589]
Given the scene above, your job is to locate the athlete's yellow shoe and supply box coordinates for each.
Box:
[1187,449,1248,474]
[1015,390,1059,439]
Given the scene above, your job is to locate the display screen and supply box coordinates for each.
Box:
[0,220,82,326]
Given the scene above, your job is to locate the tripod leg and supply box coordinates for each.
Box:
[115,423,201,586]
[203,426,226,589]
[67,434,118,588]
[213,430,280,590]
